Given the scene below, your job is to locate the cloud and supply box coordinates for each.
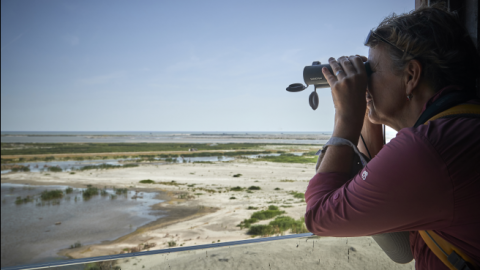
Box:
[79,71,125,85]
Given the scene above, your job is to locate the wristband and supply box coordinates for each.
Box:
[315,136,368,169]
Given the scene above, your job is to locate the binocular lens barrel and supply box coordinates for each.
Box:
[303,61,372,88]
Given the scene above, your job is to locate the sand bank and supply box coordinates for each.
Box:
[1,160,414,269]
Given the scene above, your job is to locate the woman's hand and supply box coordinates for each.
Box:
[322,55,369,144]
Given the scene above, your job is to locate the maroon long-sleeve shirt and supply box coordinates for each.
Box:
[305,93,480,269]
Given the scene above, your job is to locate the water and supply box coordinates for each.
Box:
[0,183,165,268]
[6,156,236,173]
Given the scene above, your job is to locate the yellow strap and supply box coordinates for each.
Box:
[424,103,480,125]
[419,230,479,270]
[419,103,480,269]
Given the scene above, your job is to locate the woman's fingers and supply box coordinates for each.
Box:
[329,57,346,80]
[339,56,356,75]
[350,55,366,76]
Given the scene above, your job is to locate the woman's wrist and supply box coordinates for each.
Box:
[332,120,362,145]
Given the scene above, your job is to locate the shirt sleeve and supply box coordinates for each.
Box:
[304,128,454,237]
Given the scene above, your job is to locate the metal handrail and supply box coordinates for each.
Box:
[2,233,314,270]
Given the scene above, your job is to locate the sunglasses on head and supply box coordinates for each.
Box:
[364,30,414,57]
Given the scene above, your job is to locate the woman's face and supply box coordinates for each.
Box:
[366,45,406,128]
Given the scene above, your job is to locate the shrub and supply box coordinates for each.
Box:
[41,190,64,200]
[11,166,30,172]
[247,225,274,236]
[229,197,236,200]
[230,186,244,191]
[83,186,99,199]
[233,174,242,177]
[47,166,62,172]
[168,241,176,247]
[247,216,309,236]
[70,241,82,249]
[247,206,258,210]
[250,208,285,221]
[248,186,261,190]
[274,187,281,190]
[268,205,279,211]
[290,191,305,199]
[115,188,128,195]
[15,196,34,204]
[139,179,155,184]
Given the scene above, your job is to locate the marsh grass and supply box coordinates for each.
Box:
[257,154,317,164]
[11,165,31,172]
[15,196,34,204]
[230,186,244,191]
[289,191,305,199]
[47,166,62,172]
[157,181,186,186]
[139,179,155,184]
[65,187,73,194]
[248,186,261,190]
[238,205,285,229]
[41,190,63,200]
[70,241,82,249]
[79,163,138,171]
[1,142,276,156]
[114,188,128,195]
[247,216,308,236]
[83,185,99,199]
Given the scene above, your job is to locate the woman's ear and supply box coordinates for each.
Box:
[404,59,422,96]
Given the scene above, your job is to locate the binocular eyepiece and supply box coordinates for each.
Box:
[287,61,372,110]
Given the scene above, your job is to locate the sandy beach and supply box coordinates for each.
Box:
[1,159,414,269]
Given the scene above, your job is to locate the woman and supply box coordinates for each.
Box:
[304,5,480,270]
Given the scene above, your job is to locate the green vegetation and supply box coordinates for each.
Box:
[47,166,62,172]
[289,191,305,199]
[11,165,30,172]
[79,163,138,171]
[114,188,128,195]
[0,142,274,155]
[70,241,82,249]
[229,197,236,200]
[139,179,155,184]
[274,187,281,190]
[168,241,177,247]
[82,186,99,199]
[157,181,185,186]
[233,174,242,177]
[257,153,317,164]
[15,196,34,204]
[230,186,244,191]
[247,206,258,210]
[70,172,75,175]
[41,190,64,200]
[65,187,74,194]
[193,161,213,164]
[238,205,285,229]
[247,217,309,236]
[248,186,261,190]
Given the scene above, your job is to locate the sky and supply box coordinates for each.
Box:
[1,0,413,132]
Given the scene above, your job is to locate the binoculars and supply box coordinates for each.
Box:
[286,61,372,110]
